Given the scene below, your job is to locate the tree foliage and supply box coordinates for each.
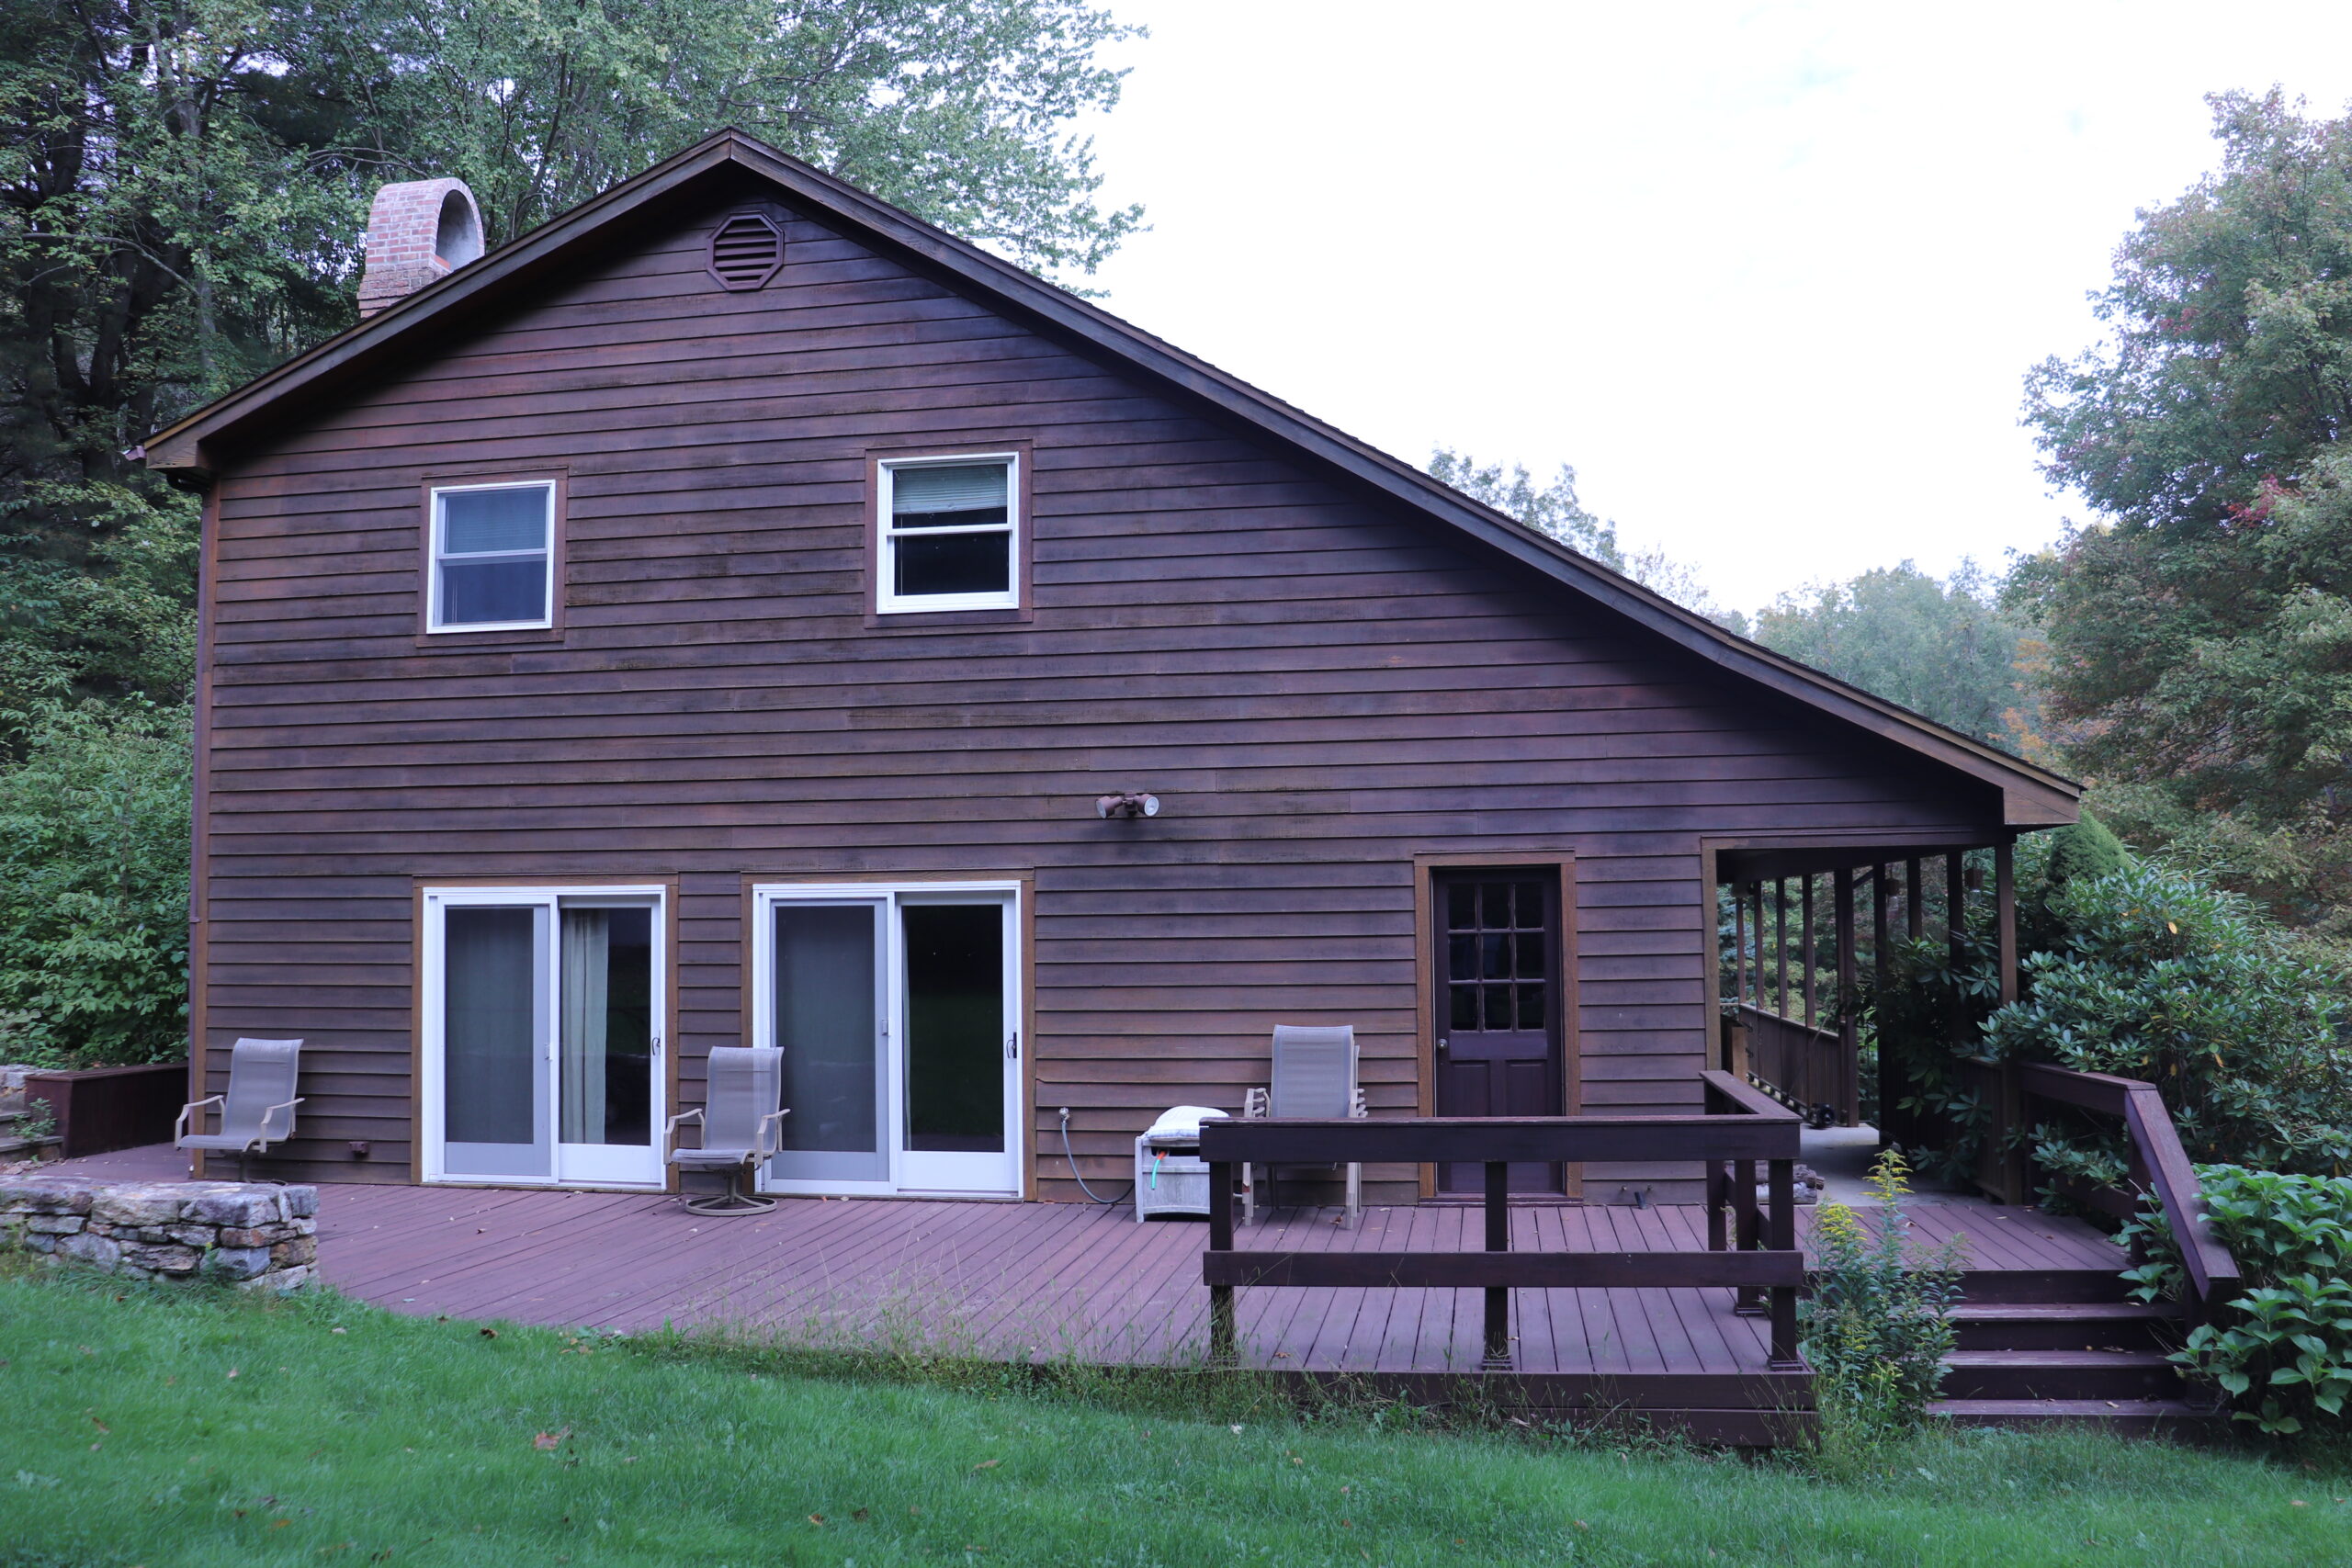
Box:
[1,0,1142,586]
[1751,561,2045,752]
[0,692,193,1065]
[2018,89,2352,933]
[1426,447,1745,628]
[1983,861,2352,1180]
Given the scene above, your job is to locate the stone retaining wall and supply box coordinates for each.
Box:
[1,1178,318,1291]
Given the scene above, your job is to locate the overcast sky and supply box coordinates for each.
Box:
[1069,2,2352,613]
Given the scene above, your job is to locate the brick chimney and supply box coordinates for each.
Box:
[358,178,485,317]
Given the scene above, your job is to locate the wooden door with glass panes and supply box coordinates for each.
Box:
[1432,871,1565,1193]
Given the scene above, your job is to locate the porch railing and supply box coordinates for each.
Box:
[1989,1059,2243,1325]
[1735,1002,1857,1126]
[1197,1074,1805,1371]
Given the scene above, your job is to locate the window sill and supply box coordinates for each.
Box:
[864,605,1033,631]
[413,626,566,649]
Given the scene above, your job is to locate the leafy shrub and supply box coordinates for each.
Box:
[2122,1165,2352,1434]
[1982,863,2352,1179]
[0,695,191,1065]
[1803,1151,1965,1458]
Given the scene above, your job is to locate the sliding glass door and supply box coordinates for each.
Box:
[754,883,1021,1198]
[425,887,665,1188]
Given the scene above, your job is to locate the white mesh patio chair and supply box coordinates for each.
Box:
[175,1038,304,1182]
[1242,1024,1367,1228]
[666,1045,790,1216]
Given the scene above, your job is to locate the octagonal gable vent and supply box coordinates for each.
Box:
[707,211,783,290]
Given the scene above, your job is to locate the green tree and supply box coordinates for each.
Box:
[2018,89,2352,933]
[1750,560,2044,752]
[1427,447,1744,627]
[1,0,1143,616]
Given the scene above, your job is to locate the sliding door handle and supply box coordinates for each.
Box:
[1006,1031,1020,1061]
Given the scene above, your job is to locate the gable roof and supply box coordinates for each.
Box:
[142,130,2077,829]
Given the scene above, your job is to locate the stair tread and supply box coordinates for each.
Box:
[1950,1302,2175,1320]
[1945,1349,2176,1366]
[1930,1398,2215,1417]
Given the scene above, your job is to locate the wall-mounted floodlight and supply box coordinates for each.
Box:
[1095,792,1160,820]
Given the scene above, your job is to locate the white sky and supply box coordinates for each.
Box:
[1071,2,2352,613]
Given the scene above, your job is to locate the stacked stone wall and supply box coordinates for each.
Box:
[1,1178,317,1290]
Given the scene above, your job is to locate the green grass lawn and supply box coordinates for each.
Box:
[3,1268,2348,1567]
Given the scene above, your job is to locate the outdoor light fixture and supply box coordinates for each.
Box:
[1095,791,1160,819]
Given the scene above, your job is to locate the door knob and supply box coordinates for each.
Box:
[1436,1036,1449,1053]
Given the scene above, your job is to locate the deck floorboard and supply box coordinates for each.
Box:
[43,1147,2124,1413]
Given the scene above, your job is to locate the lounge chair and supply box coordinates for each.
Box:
[666,1046,790,1216]
[176,1038,305,1181]
[1242,1024,1367,1228]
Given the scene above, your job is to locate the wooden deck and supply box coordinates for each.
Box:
[42,1145,2132,1441]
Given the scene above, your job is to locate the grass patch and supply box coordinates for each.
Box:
[2,1267,2348,1566]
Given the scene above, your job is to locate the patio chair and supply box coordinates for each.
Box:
[175,1038,305,1182]
[666,1046,790,1217]
[1242,1024,1367,1228]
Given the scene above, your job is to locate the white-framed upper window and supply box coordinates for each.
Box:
[428,480,556,631]
[877,454,1019,613]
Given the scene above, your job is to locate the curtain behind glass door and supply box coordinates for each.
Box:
[559,907,652,1147]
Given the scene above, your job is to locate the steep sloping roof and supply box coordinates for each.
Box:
[142,130,2077,827]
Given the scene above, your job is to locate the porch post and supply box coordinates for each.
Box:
[1774,878,1789,1017]
[1943,852,1967,1053]
[1995,841,2018,1006]
[1871,863,1890,987]
[1835,866,1858,1127]
[1734,881,1749,1011]
[1874,861,1896,1140]
[1800,874,1816,1031]
[1994,840,2028,1204]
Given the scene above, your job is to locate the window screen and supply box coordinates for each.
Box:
[433,483,553,628]
[882,458,1015,609]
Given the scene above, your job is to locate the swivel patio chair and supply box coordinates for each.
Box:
[175,1038,305,1182]
[1242,1024,1367,1228]
[665,1045,790,1216]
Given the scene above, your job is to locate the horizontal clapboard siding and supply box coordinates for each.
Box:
[195,193,1999,1199]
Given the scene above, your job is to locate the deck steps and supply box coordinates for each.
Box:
[1949,1301,2177,1350]
[1941,1348,2183,1402]
[1953,1268,2134,1304]
[1928,1397,2222,1435]
[1935,1261,2203,1420]
[0,1105,60,1163]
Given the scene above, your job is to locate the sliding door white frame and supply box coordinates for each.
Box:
[421,884,668,1190]
[751,881,1023,1199]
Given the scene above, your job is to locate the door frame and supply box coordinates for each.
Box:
[1412,852,1579,1200]
[746,878,1027,1200]
[413,880,673,1190]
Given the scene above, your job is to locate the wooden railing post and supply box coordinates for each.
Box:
[1733,1156,1763,1314]
[1484,1160,1510,1369]
[1834,866,1858,1127]
[1207,1158,1236,1364]
[1767,1156,1800,1369]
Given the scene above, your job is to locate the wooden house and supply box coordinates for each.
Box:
[142,131,2077,1206]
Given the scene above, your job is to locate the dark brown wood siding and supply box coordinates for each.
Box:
[196,182,2001,1200]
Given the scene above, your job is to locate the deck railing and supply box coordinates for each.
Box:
[2000,1060,2244,1325]
[1196,1073,1805,1371]
[1736,1002,1857,1126]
